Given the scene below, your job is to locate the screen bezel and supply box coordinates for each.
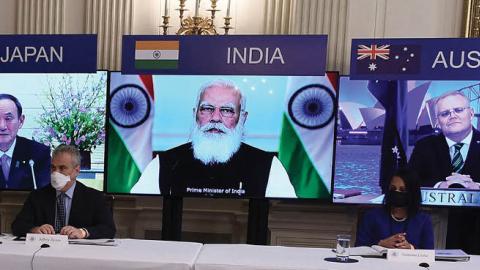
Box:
[332,75,480,208]
[104,71,340,203]
[0,70,108,192]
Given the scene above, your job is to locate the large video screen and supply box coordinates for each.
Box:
[0,71,107,191]
[106,72,338,199]
[334,77,480,207]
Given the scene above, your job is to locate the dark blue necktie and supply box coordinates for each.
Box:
[55,193,66,233]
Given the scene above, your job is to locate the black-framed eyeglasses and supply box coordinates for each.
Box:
[198,104,237,118]
[437,107,470,118]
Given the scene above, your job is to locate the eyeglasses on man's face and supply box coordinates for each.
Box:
[437,107,470,119]
[198,104,237,118]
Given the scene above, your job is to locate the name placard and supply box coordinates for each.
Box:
[0,35,97,73]
[26,233,68,247]
[350,38,480,80]
[121,35,327,75]
[387,249,435,264]
[421,188,480,207]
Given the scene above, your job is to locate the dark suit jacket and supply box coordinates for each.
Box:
[0,136,51,190]
[409,129,480,187]
[11,181,116,239]
[160,142,274,198]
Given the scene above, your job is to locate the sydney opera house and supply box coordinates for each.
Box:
[337,81,480,145]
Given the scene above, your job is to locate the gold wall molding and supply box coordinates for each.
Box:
[464,0,480,37]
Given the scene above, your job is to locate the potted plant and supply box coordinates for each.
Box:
[34,73,107,169]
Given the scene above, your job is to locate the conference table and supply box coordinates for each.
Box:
[1,236,479,270]
[0,237,203,270]
[195,244,480,270]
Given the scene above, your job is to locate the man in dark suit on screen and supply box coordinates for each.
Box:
[11,144,115,239]
[0,94,50,190]
[410,92,480,254]
[158,80,295,198]
[409,91,480,189]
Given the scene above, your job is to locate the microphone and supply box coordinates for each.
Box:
[31,243,49,270]
[29,159,37,190]
[419,262,430,269]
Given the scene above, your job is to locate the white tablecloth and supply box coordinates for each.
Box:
[2,238,479,270]
[0,238,40,270]
[194,244,480,270]
[0,238,203,270]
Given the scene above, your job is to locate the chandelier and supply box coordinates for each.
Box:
[161,0,233,35]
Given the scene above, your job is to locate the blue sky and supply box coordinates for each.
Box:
[152,75,289,151]
[339,77,480,129]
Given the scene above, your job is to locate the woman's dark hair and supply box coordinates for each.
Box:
[383,168,422,216]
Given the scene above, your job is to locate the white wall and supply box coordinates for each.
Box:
[0,0,16,34]
[132,0,266,35]
[346,0,463,39]
[64,0,87,33]
[0,0,465,72]
[342,0,463,74]
[0,0,465,37]
[132,0,158,34]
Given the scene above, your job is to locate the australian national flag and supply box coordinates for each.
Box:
[357,44,421,75]
[368,80,408,193]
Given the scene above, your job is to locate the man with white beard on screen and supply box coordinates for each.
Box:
[158,80,296,198]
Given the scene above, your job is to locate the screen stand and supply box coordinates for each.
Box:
[161,196,183,241]
[247,198,270,245]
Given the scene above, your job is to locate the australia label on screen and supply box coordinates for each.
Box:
[0,46,63,63]
[431,50,480,69]
[421,189,480,207]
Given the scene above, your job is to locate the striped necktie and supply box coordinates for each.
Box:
[55,193,66,233]
[452,143,464,173]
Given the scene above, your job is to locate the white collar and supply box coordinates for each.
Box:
[391,213,407,222]
[0,138,16,158]
[56,180,77,199]
[445,129,473,148]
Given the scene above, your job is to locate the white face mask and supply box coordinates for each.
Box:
[50,171,70,191]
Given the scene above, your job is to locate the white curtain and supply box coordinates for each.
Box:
[263,0,349,73]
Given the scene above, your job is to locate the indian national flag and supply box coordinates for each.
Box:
[107,72,155,193]
[278,74,338,198]
[135,40,179,70]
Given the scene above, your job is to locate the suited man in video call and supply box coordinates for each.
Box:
[159,80,295,198]
[409,91,480,189]
[11,144,116,239]
[0,94,50,190]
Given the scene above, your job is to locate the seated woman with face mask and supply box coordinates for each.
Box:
[356,168,434,249]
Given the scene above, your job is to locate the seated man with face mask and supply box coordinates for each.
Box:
[11,145,115,239]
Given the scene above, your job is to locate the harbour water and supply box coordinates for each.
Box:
[334,144,382,195]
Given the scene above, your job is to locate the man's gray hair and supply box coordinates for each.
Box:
[52,144,81,167]
[434,90,470,116]
[195,80,246,111]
